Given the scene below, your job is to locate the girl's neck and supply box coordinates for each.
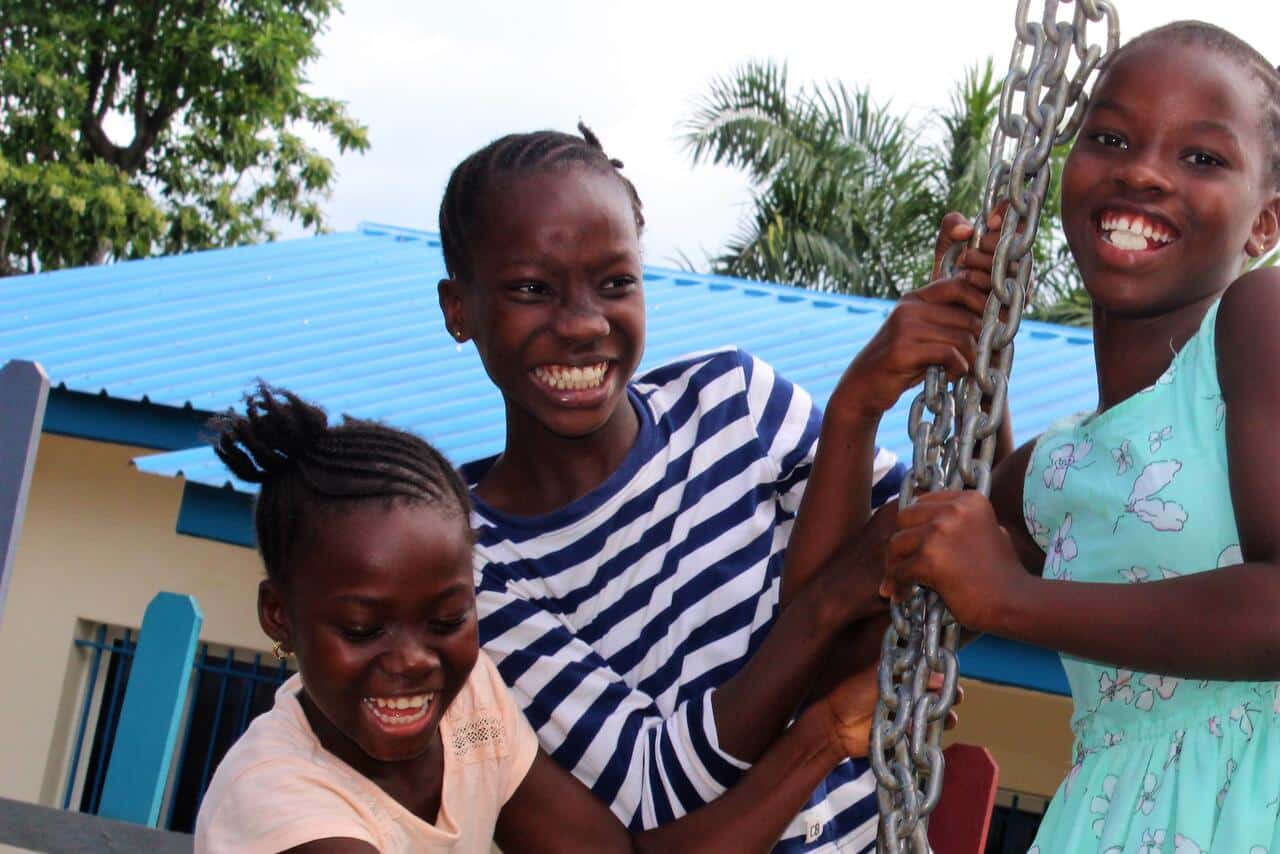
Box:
[477,394,641,516]
[299,690,445,824]
[1091,292,1221,412]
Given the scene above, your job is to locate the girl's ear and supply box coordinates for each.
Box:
[258,579,291,650]
[1247,197,1280,258]
[438,278,470,343]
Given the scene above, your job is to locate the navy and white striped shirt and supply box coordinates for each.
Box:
[467,348,904,852]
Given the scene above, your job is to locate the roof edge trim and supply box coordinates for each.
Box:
[957,635,1069,696]
[44,389,214,451]
[176,482,255,549]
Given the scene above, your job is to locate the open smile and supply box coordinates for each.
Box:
[529,362,618,408]
[532,361,609,391]
[1096,208,1180,253]
[361,692,437,735]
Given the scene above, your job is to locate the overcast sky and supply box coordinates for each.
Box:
[292,0,1279,270]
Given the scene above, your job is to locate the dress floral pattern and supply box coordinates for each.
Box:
[1024,302,1280,852]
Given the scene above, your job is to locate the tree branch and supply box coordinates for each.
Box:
[80,1,125,165]
[0,205,14,276]
[97,61,121,123]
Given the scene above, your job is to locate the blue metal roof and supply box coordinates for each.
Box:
[2,222,1097,490]
[3,221,1090,695]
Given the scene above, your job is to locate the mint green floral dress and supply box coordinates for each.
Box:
[1024,301,1280,853]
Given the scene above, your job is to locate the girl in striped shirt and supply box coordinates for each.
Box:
[437,124,990,851]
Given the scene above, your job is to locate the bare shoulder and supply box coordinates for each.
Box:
[1219,267,1280,328]
[1217,268,1280,392]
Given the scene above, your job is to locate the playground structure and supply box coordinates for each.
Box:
[872,1,1119,850]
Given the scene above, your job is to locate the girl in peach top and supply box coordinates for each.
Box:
[195,385,880,853]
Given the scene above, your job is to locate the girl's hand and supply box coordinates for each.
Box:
[830,275,988,424]
[819,663,963,759]
[933,208,1004,286]
[882,490,1029,632]
[818,662,879,759]
[829,211,1003,426]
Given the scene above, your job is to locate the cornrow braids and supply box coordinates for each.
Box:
[439,121,645,279]
[1117,21,1280,188]
[210,383,471,584]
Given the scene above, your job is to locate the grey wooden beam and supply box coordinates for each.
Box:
[0,797,192,853]
[0,360,49,628]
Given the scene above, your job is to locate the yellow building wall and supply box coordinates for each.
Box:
[0,433,1076,813]
[947,677,1075,799]
[0,433,267,807]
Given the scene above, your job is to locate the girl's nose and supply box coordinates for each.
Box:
[553,294,610,341]
[1114,156,1174,195]
[381,632,438,677]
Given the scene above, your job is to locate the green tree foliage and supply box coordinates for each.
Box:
[0,0,369,275]
[682,59,1087,323]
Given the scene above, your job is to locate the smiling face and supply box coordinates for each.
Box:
[260,500,478,768]
[439,165,645,442]
[1062,39,1280,317]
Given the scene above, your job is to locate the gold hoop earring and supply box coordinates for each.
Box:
[271,640,292,661]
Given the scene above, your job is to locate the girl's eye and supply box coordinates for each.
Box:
[430,613,471,633]
[602,275,638,293]
[511,281,551,298]
[341,626,382,642]
[1090,131,1127,149]
[1182,150,1225,168]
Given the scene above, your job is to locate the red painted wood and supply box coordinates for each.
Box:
[927,744,999,854]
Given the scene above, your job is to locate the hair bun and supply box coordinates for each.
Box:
[210,382,330,483]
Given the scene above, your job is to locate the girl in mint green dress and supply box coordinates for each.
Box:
[883,21,1280,853]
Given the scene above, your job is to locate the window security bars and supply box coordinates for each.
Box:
[63,624,294,832]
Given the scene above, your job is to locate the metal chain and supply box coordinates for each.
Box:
[870,2,1119,850]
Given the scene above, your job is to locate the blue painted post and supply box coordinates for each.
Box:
[97,592,203,827]
[0,360,49,629]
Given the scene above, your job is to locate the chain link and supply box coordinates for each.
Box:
[871,2,1119,850]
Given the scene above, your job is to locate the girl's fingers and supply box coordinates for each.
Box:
[912,276,991,316]
[899,301,986,338]
[891,340,973,381]
[958,247,996,275]
[933,212,976,279]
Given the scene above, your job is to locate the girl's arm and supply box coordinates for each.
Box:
[281,841,377,853]
[780,215,998,608]
[496,669,874,854]
[478,553,874,819]
[987,438,1046,574]
[779,274,991,607]
[887,269,1280,681]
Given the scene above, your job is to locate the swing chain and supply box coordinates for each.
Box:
[870,2,1118,850]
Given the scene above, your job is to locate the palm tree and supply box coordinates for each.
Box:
[681,59,1089,323]
[681,60,938,298]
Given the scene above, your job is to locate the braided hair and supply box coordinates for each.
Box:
[211,384,471,584]
[439,121,645,280]
[1114,21,1280,188]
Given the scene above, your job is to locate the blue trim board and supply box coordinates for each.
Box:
[176,483,255,548]
[43,388,213,451]
[958,634,1069,696]
[97,592,203,826]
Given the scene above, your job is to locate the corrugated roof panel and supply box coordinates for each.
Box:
[1,223,1097,490]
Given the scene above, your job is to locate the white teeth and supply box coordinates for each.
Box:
[366,694,431,711]
[534,362,608,391]
[1100,211,1175,249]
[1106,230,1148,250]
